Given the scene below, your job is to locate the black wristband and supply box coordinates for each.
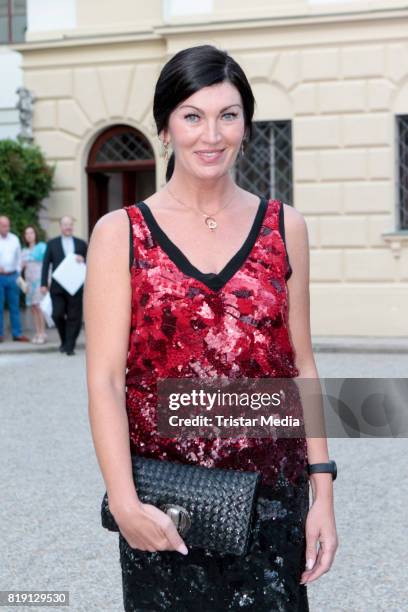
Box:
[307,460,337,481]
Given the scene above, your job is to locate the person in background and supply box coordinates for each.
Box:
[40,215,87,356]
[0,215,30,343]
[21,225,48,344]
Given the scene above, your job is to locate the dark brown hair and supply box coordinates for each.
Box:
[22,225,40,247]
[153,44,255,181]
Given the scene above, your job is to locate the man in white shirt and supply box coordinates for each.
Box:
[0,215,30,342]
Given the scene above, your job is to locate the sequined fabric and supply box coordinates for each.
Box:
[123,198,308,488]
[118,197,310,611]
[119,469,310,612]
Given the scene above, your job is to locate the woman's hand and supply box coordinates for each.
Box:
[111,500,189,555]
[299,498,338,585]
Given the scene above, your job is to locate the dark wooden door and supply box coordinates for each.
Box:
[86,125,156,238]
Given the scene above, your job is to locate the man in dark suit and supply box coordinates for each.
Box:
[40,215,87,355]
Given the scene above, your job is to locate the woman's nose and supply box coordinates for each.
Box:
[201,120,223,144]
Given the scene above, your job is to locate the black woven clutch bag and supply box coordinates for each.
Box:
[101,455,261,556]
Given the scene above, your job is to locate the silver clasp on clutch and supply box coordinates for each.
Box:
[161,504,191,536]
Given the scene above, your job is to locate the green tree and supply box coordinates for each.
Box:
[0,138,54,241]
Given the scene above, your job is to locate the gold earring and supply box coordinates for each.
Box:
[163,141,169,162]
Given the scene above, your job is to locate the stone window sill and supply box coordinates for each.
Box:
[382,231,408,258]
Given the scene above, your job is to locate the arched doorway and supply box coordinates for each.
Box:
[87,124,156,235]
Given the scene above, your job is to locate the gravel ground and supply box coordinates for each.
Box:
[0,349,406,611]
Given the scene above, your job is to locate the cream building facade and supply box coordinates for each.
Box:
[13,0,408,337]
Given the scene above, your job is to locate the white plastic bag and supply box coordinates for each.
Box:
[39,292,55,328]
[16,275,28,294]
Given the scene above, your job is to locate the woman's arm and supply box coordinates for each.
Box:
[284,203,332,500]
[33,241,47,262]
[84,210,137,515]
[283,204,338,585]
[84,210,188,555]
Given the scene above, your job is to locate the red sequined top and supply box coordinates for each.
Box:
[123,197,308,486]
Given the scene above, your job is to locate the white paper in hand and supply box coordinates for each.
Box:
[52,253,86,295]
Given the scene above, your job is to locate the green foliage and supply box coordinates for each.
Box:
[0,138,54,241]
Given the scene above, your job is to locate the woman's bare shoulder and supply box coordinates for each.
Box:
[283,202,307,243]
[89,209,129,247]
[282,202,306,233]
[86,209,131,279]
[281,203,309,262]
[92,208,129,231]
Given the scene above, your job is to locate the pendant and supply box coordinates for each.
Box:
[205,216,217,231]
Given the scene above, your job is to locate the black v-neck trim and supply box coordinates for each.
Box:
[135,196,268,291]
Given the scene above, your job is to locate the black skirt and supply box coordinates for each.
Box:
[118,471,310,612]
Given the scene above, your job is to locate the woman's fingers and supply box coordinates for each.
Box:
[300,536,338,584]
[299,525,319,583]
[305,528,319,572]
[138,503,189,555]
[162,518,188,555]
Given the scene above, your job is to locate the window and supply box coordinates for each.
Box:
[397,115,408,230]
[0,0,26,44]
[163,0,213,20]
[233,120,293,205]
[94,129,155,164]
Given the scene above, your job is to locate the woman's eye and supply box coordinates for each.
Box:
[183,112,238,122]
[184,113,200,122]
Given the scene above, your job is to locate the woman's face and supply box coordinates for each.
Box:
[165,81,246,180]
[24,227,36,244]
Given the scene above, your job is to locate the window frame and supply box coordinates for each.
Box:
[396,114,408,231]
[0,0,26,45]
[233,119,294,206]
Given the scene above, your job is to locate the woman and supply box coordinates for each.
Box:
[84,45,338,611]
[21,225,47,344]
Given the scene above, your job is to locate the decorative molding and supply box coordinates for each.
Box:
[12,6,408,52]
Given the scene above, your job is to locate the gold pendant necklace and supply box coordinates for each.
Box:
[165,185,237,231]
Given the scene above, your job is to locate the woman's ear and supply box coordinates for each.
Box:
[159,128,169,145]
